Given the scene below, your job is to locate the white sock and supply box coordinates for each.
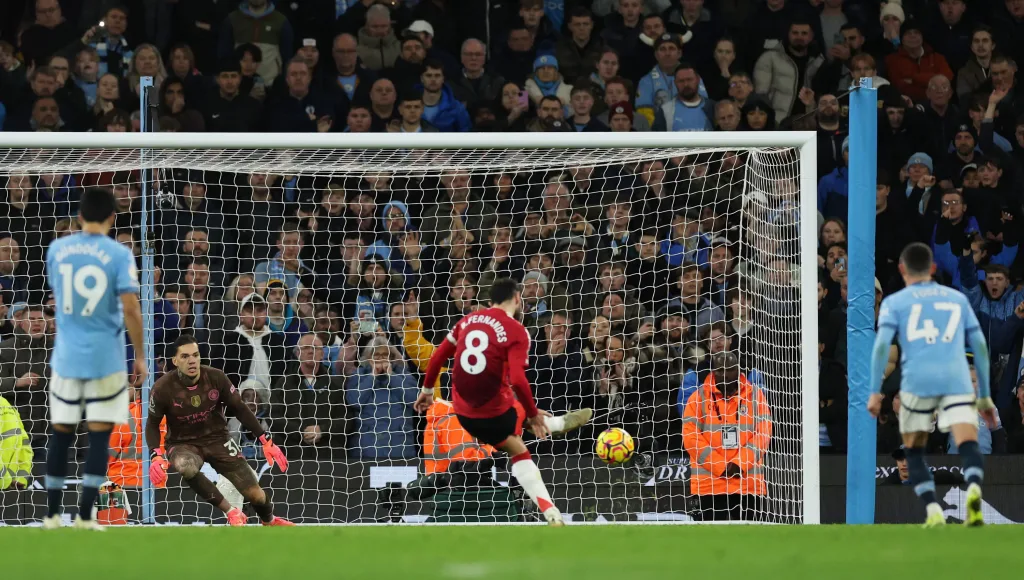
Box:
[926,503,943,516]
[510,458,555,512]
[543,415,566,432]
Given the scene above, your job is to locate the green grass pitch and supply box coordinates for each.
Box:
[3,525,1019,579]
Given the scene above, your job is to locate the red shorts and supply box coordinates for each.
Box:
[457,400,525,446]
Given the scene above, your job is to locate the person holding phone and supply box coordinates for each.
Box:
[73,6,132,78]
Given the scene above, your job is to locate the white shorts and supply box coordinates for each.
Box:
[50,371,129,425]
[899,392,977,434]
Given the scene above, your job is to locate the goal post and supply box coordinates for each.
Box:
[0,129,820,525]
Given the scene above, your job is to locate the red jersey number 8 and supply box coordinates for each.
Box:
[459,330,489,375]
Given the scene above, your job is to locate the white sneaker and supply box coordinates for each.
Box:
[42,515,62,529]
[72,516,106,531]
[543,506,565,527]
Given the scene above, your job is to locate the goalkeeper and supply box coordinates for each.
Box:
[146,335,293,526]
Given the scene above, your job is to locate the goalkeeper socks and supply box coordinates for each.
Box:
[905,447,937,506]
[510,451,554,513]
[251,498,275,523]
[185,473,228,509]
[957,440,985,485]
[77,430,113,520]
[45,429,75,517]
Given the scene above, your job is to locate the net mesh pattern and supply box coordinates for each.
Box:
[0,145,807,524]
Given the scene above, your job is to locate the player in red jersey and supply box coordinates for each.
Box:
[415,278,591,526]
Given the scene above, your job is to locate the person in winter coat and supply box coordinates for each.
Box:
[345,337,419,459]
[884,20,953,105]
[752,20,825,123]
[270,333,350,455]
[418,60,471,132]
[818,137,850,223]
[525,55,574,112]
[219,0,295,85]
[356,4,401,71]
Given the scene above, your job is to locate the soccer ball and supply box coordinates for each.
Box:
[595,428,635,465]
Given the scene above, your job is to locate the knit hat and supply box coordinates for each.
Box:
[900,19,922,39]
[653,33,681,51]
[906,152,933,173]
[879,2,905,23]
[533,55,558,71]
[954,123,978,143]
[522,270,550,294]
[609,101,634,123]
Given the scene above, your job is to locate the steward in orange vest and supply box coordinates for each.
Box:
[424,399,495,475]
[682,352,772,520]
[108,393,165,488]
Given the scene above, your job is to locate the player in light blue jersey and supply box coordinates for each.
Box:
[867,242,997,528]
[42,187,146,531]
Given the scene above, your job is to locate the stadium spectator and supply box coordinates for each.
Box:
[418,59,471,132]
[220,0,294,85]
[884,19,953,105]
[651,62,714,131]
[368,77,399,130]
[357,4,400,71]
[495,20,538,86]
[345,336,419,459]
[555,7,605,85]
[270,333,350,454]
[264,279,310,347]
[20,0,78,68]
[158,78,204,133]
[254,224,316,295]
[956,26,995,106]
[0,305,52,457]
[212,292,288,393]
[753,20,824,123]
[451,39,504,108]
[263,58,334,132]
[635,34,683,117]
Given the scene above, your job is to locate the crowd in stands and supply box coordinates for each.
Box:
[2,0,1024,483]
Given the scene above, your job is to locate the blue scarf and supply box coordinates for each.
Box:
[93,34,132,77]
[533,75,560,97]
[589,72,606,91]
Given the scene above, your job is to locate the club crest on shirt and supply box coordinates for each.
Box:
[209,389,220,401]
[191,395,202,407]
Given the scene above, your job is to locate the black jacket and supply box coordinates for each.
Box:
[202,93,262,132]
[211,328,289,391]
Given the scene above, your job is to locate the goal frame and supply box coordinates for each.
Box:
[0,130,820,525]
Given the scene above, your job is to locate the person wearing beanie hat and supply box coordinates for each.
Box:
[880,1,906,44]
[906,152,934,175]
[817,135,851,223]
[635,33,710,122]
[884,17,953,103]
[607,101,634,132]
[526,55,573,110]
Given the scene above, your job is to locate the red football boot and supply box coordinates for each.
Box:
[261,516,295,527]
[226,508,247,526]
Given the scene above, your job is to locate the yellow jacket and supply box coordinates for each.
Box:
[403,317,446,399]
[0,396,32,490]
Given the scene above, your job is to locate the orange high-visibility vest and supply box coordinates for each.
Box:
[108,400,166,488]
[424,399,494,475]
[682,373,772,496]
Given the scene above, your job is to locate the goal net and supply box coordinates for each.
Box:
[0,133,818,525]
